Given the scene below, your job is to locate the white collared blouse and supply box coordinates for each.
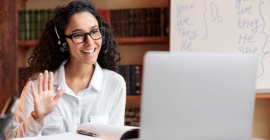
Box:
[4,61,126,139]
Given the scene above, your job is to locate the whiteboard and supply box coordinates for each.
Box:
[170,0,270,93]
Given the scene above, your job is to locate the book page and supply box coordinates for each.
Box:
[77,123,139,140]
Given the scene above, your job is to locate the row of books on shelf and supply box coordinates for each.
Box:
[18,7,169,41]
[125,108,140,127]
[18,9,54,41]
[118,65,142,96]
[110,7,169,38]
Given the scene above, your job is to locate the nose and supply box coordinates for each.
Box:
[84,33,95,45]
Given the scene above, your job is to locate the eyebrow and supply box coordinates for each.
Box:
[72,25,99,33]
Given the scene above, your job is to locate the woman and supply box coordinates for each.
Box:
[5,0,126,139]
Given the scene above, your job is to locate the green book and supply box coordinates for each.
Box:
[44,9,48,24]
[21,10,26,41]
[40,10,44,35]
[18,10,23,40]
[48,9,54,20]
[25,10,30,40]
[35,9,41,40]
[30,9,36,40]
[40,9,46,35]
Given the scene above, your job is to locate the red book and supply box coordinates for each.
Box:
[96,9,111,26]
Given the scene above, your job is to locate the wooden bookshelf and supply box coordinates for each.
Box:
[256,94,270,98]
[18,36,169,47]
[19,40,38,47]
[126,95,141,101]
[116,36,169,44]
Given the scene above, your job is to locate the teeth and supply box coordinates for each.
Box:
[82,49,95,53]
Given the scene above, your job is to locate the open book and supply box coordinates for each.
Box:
[13,123,139,140]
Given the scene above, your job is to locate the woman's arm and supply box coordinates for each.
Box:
[4,71,64,139]
[108,76,126,125]
[4,81,44,139]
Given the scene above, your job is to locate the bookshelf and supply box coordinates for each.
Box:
[126,95,141,101]
[256,94,270,99]
[19,40,38,48]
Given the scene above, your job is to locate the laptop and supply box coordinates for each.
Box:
[140,51,258,140]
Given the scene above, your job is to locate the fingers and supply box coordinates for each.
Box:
[31,82,37,99]
[38,73,43,94]
[43,70,48,91]
[54,89,64,103]
[48,72,54,90]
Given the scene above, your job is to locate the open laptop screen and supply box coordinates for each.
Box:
[140,52,258,140]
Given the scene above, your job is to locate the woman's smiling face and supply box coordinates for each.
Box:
[65,12,102,65]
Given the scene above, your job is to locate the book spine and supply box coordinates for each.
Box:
[125,65,131,95]
[146,8,151,37]
[116,10,121,37]
[136,9,141,37]
[141,9,147,37]
[128,9,133,37]
[151,8,156,36]
[25,10,30,40]
[134,65,141,95]
[163,7,169,36]
[44,9,48,24]
[124,9,129,37]
[156,8,161,36]
[31,9,36,40]
[133,9,138,37]
[29,10,32,40]
[48,9,54,21]
[121,9,125,37]
[110,10,114,33]
[125,108,140,126]
[97,9,111,26]
[160,7,164,36]
[115,10,119,37]
[21,10,26,41]
[40,10,45,34]
[118,65,131,95]
[130,65,135,95]
[18,10,22,41]
[36,9,41,40]
[106,10,111,26]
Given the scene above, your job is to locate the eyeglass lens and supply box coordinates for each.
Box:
[72,28,103,44]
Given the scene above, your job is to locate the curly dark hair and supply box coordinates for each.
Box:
[19,0,121,92]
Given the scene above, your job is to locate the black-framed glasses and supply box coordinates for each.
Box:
[65,27,105,44]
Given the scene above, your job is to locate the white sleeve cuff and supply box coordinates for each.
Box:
[24,114,44,135]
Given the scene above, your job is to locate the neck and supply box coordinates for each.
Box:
[64,59,95,81]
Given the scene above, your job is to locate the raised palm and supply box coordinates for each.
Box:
[31,70,64,123]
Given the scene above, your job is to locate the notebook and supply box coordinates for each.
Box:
[140,52,258,140]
